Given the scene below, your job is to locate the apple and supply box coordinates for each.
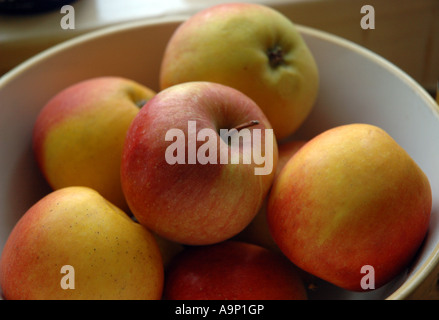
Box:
[267,123,432,291]
[121,81,278,245]
[32,76,156,212]
[159,2,319,140]
[163,240,307,300]
[152,233,184,269]
[275,140,308,174]
[234,139,306,251]
[0,186,164,300]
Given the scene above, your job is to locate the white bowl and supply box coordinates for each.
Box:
[1,16,438,300]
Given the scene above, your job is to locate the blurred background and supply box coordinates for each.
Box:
[0,0,438,95]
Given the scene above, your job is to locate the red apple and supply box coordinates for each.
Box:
[163,241,307,300]
[121,81,278,245]
[268,124,432,291]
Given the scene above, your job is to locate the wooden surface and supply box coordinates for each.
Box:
[1,0,438,92]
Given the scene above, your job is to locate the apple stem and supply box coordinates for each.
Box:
[233,120,260,131]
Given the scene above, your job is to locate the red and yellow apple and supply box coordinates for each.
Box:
[159,3,319,140]
[267,124,432,291]
[121,81,278,245]
[0,186,163,300]
[32,76,156,212]
[234,139,306,251]
[163,240,307,300]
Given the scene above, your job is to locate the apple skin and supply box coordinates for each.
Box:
[234,139,306,251]
[163,241,307,300]
[32,76,156,212]
[267,124,432,291]
[152,233,184,269]
[275,140,308,175]
[121,81,278,245]
[0,186,164,300]
[159,3,319,140]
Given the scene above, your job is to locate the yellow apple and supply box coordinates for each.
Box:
[0,186,164,300]
[268,124,432,291]
[32,77,156,212]
[160,3,319,140]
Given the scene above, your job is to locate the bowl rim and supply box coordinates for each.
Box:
[1,15,438,300]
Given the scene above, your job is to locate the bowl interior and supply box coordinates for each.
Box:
[1,17,438,300]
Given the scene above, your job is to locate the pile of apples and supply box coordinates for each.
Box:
[0,3,432,300]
